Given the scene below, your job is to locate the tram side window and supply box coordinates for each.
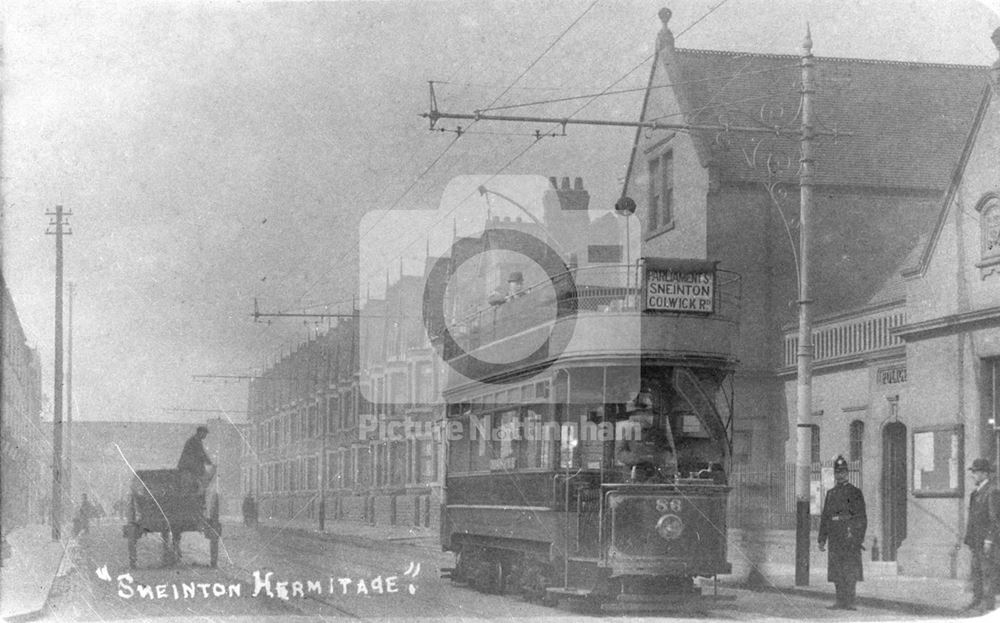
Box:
[578,406,608,470]
[469,413,492,472]
[490,410,518,470]
[518,405,552,470]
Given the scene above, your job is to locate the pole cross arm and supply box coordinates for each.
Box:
[420,109,851,138]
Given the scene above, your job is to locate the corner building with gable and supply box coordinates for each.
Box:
[624,8,1000,579]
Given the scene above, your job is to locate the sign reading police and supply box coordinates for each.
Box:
[641,258,717,314]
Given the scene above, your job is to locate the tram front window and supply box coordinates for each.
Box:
[614,397,677,483]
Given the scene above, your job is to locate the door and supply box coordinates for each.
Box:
[881,422,907,561]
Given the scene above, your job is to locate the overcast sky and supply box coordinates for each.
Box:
[3,0,999,425]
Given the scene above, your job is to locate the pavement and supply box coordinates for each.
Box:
[0,523,66,622]
[1,516,994,621]
[715,567,973,619]
[270,517,984,619]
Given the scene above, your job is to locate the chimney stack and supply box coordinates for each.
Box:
[507,271,524,296]
[657,8,674,53]
[992,27,1000,91]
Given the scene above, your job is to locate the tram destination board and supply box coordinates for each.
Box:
[641,258,718,314]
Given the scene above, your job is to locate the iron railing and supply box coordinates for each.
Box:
[783,305,906,368]
[728,460,862,530]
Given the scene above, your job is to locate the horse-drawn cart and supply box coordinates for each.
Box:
[122,469,221,568]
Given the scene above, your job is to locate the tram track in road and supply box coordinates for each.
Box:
[163,528,367,619]
[225,524,550,619]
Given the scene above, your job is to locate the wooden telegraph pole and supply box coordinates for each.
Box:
[66,283,74,508]
[45,205,71,540]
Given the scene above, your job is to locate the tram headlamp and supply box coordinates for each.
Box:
[655,514,684,540]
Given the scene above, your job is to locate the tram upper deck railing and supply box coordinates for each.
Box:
[445,263,742,358]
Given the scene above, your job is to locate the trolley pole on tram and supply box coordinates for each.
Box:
[794,27,816,587]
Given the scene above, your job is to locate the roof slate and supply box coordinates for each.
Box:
[669,48,988,189]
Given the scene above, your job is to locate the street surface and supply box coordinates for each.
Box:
[41,520,945,622]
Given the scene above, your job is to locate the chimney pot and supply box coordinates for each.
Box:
[549,176,558,188]
[574,177,584,190]
[561,177,570,189]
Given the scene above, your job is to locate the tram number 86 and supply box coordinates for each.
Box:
[656,498,683,513]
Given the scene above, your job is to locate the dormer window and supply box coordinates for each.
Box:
[647,150,675,236]
[976,194,1000,277]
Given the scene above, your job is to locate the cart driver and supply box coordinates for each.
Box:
[615,391,676,482]
[178,425,216,495]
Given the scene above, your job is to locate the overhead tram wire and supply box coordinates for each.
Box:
[293,132,462,309]
[355,0,740,295]
[293,0,604,308]
[476,62,801,114]
[480,0,601,113]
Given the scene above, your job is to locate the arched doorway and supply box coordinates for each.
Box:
[881,421,907,561]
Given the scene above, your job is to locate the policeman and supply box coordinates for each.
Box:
[818,455,867,610]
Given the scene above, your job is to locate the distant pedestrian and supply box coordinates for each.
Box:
[961,457,1000,616]
[818,455,867,610]
[72,494,97,537]
[39,495,50,525]
[242,494,258,527]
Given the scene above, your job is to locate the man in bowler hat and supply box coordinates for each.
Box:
[818,455,867,610]
[962,457,1000,615]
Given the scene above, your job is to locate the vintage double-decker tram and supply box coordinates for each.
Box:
[436,257,741,611]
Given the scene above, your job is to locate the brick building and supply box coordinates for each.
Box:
[1,276,45,532]
[622,9,998,579]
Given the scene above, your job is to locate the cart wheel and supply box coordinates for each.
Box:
[127,534,138,569]
[209,535,219,568]
[161,531,175,566]
[209,494,220,568]
[126,497,138,569]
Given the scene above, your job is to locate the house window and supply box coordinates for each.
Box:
[849,420,864,462]
[415,362,434,405]
[647,151,674,235]
[418,438,436,483]
[810,425,821,465]
[976,194,1000,275]
[983,358,999,465]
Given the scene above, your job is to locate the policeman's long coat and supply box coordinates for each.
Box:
[818,481,867,583]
